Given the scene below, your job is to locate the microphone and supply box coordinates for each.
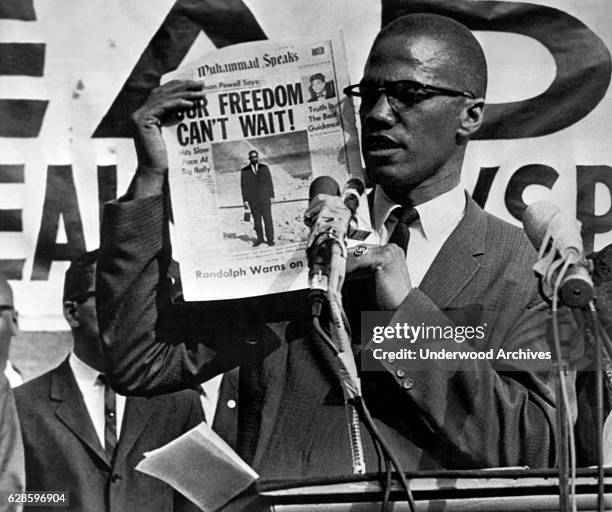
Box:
[523,201,593,308]
[341,178,371,241]
[341,178,365,215]
[307,176,343,295]
[523,201,584,262]
[309,175,341,200]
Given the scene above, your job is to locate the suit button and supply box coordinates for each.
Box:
[108,411,115,418]
[227,399,237,409]
[402,378,414,390]
[110,473,122,483]
[396,368,406,378]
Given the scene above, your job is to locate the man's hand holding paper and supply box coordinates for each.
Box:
[129,80,206,199]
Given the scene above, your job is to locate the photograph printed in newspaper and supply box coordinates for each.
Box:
[161,34,367,301]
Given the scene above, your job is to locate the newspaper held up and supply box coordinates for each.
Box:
[162,34,367,301]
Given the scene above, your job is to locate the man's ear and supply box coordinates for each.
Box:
[9,309,19,336]
[457,98,485,141]
[63,300,80,328]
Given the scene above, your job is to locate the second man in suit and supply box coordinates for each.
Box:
[15,250,204,512]
[0,277,24,512]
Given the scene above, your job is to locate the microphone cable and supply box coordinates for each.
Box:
[352,394,417,512]
[311,297,417,512]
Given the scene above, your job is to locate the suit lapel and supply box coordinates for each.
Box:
[419,195,487,308]
[113,397,155,466]
[212,369,239,445]
[51,359,110,468]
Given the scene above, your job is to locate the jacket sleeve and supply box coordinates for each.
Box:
[240,169,248,204]
[362,250,574,469]
[97,194,247,396]
[0,376,24,506]
[264,166,274,199]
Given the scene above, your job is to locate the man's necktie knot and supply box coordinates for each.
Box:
[387,206,419,254]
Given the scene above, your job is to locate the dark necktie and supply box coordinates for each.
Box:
[97,374,117,462]
[387,206,419,255]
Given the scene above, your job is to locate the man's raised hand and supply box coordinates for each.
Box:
[131,80,206,173]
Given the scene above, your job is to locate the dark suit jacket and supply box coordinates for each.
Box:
[14,360,203,512]
[211,368,239,451]
[240,164,274,208]
[0,373,24,511]
[97,192,568,478]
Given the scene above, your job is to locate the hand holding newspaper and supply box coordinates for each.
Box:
[161,34,368,301]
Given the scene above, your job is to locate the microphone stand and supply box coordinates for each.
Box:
[309,241,417,512]
[305,184,416,511]
[549,314,572,512]
[584,303,609,512]
[310,240,366,475]
[548,265,609,512]
[530,222,600,511]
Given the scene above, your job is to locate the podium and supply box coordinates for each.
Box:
[223,468,612,511]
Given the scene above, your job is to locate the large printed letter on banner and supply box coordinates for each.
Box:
[32,166,86,280]
[383,0,611,139]
[93,0,267,138]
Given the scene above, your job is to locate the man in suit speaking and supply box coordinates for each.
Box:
[15,251,203,512]
[241,150,275,247]
[97,14,568,476]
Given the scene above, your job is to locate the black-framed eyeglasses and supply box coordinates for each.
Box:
[343,80,475,113]
[0,305,14,313]
[65,291,96,304]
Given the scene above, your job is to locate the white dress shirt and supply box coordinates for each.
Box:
[200,374,223,424]
[370,185,466,287]
[4,361,23,388]
[68,352,126,447]
[603,411,612,466]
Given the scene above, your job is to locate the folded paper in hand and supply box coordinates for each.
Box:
[136,421,258,511]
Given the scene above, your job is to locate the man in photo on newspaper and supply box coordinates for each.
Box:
[97,14,570,477]
[307,72,336,102]
[240,150,275,247]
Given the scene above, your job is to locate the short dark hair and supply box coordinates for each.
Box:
[248,150,258,157]
[309,73,325,83]
[374,13,487,98]
[63,250,98,301]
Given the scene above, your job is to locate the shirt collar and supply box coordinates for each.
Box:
[372,184,466,240]
[68,351,102,388]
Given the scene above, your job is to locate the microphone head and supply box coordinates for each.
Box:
[341,178,365,215]
[522,201,561,252]
[523,201,584,260]
[343,177,365,196]
[309,176,340,201]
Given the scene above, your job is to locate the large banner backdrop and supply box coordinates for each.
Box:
[1,0,611,329]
